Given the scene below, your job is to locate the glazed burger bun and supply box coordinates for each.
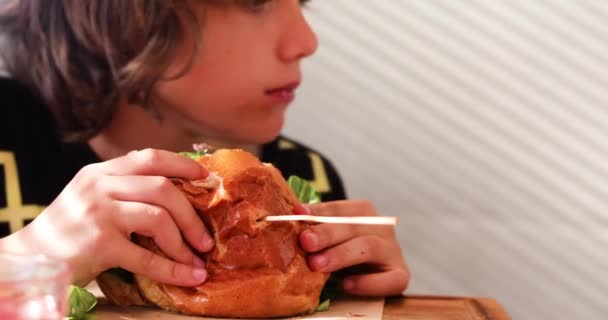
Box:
[97,149,329,318]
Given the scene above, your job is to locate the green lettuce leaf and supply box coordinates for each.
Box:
[67,285,97,320]
[315,274,343,312]
[287,175,321,204]
[315,299,331,312]
[178,151,207,160]
[318,274,343,302]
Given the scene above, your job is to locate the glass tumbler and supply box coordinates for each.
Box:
[0,253,72,320]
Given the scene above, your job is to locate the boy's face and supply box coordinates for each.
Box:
[154,0,317,144]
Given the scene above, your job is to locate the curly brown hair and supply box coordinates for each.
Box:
[0,0,204,142]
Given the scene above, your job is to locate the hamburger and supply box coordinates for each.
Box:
[96,148,331,318]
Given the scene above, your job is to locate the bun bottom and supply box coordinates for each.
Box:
[96,270,148,307]
[135,252,329,318]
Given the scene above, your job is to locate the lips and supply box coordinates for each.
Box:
[265,81,300,104]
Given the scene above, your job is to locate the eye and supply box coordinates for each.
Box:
[240,0,311,12]
[240,0,272,12]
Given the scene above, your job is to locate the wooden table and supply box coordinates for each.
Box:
[383,295,511,320]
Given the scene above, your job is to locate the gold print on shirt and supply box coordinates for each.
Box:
[278,139,296,150]
[0,151,45,233]
[307,152,330,194]
[277,138,331,194]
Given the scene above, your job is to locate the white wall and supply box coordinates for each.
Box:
[285,1,608,319]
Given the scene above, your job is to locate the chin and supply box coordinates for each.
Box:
[241,116,285,144]
[222,127,282,146]
[253,129,283,144]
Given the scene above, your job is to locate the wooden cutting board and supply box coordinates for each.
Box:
[383,295,512,320]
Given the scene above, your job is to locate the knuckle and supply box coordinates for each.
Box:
[143,205,169,223]
[143,176,165,193]
[81,200,104,219]
[153,176,174,192]
[176,243,191,259]
[73,167,99,189]
[170,261,181,281]
[77,164,94,177]
[139,249,157,271]
[80,162,103,176]
[166,239,190,262]
[131,148,163,166]
[82,176,101,192]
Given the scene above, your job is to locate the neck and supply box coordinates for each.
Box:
[89,101,262,161]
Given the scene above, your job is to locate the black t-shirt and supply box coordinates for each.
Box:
[0,78,346,237]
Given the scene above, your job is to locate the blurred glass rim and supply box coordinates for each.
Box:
[0,252,72,283]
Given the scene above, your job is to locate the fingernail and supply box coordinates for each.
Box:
[202,236,214,251]
[312,254,328,270]
[343,279,355,291]
[302,205,313,215]
[192,268,207,282]
[293,204,311,215]
[304,231,319,250]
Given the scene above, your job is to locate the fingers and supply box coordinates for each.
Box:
[307,200,377,217]
[298,199,409,297]
[104,175,214,252]
[118,240,208,287]
[306,234,409,296]
[342,269,410,296]
[114,201,205,268]
[300,222,393,253]
[93,148,208,179]
[300,223,359,252]
[299,199,381,252]
[307,235,389,272]
[292,203,310,215]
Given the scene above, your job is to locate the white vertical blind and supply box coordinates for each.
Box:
[286,1,608,319]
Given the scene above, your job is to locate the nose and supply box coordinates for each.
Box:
[277,5,319,62]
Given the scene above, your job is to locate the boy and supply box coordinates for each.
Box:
[0,0,408,296]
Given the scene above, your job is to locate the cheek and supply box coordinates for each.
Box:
[153,75,260,135]
[156,58,244,112]
[153,60,286,142]
[154,54,265,123]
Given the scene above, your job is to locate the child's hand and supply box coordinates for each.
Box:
[298,200,409,296]
[8,149,214,287]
